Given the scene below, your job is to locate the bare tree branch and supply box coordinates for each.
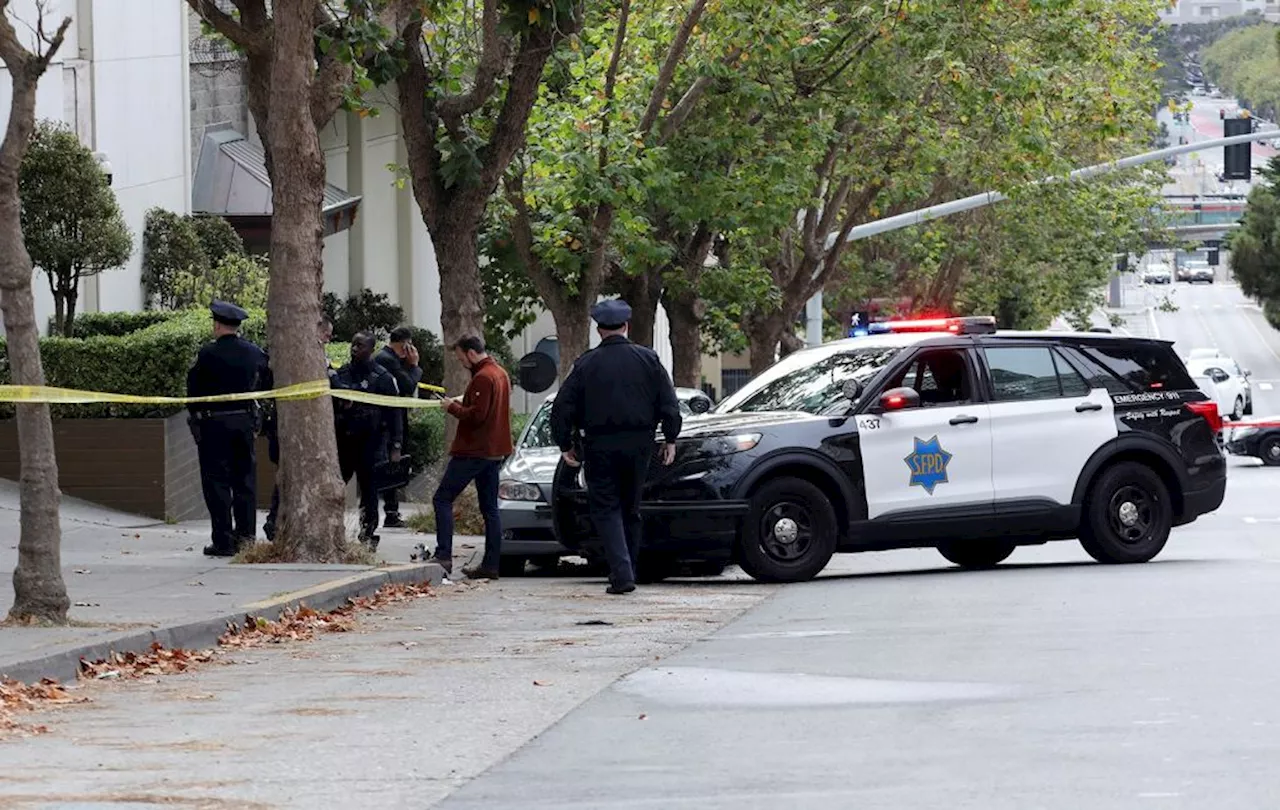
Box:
[187,0,262,51]
[637,0,707,137]
[436,0,509,123]
[397,15,444,230]
[597,0,631,171]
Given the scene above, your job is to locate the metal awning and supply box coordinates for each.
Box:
[191,127,361,239]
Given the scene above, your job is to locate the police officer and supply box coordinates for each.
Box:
[551,299,682,594]
[332,331,401,548]
[374,326,423,528]
[186,300,270,557]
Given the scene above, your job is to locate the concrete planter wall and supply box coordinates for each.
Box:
[0,414,276,521]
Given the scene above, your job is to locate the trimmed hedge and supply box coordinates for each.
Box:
[0,308,266,419]
[404,409,531,468]
[67,311,179,338]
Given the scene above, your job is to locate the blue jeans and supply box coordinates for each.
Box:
[432,456,503,569]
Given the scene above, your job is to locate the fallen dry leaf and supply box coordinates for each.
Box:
[638,713,648,720]
[532,680,550,687]
[72,569,91,575]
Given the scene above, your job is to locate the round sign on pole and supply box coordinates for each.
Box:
[518,351,557,393]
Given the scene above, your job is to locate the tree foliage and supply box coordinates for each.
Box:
[1202,23,1280,120]
[1229,156,1280,308]
[19,121,131,337]
[142,208,248,309]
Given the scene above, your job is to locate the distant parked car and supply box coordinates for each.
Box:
[1184,351,1252,419]
[1226,419,1280,465]
[1143,263,1173,284]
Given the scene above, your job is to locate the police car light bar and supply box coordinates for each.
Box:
[871,316,997,335]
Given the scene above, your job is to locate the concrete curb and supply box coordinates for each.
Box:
[0,562,444,685]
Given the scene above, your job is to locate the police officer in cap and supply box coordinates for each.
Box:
[187,300,270,557]
[551,299,682,594]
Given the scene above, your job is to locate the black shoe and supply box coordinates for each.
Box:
[359,533,381,551]
[382,513,407,529]
[234,534,256,551]
[463,565,500,580]
[203,544,236,558]
[606,582,636,595]
[263,521,276,541]
[428,556,453,576]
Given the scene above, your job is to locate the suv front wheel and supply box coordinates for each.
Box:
[738,477,837,583]
[1079,462,1173,564]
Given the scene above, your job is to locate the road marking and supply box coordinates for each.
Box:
[1147,306,1161,339]
[1190,304,1220,351]
[1213,304,1223,310]
[1243,517,1280,524]
[1262,383,1274,391]
[1239,305,1280,366]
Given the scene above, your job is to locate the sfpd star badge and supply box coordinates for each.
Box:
[904,435,952,495]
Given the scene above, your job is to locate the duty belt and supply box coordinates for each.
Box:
[192,407,256,419]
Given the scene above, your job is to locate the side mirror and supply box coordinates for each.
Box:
[841,379,863,401]
[689,396,712,414]
[877,386,921,413]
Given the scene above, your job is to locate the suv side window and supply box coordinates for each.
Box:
[886,349,972,406]
[1053,351,1091,397]
[986,347,1069,401]
[1080,344,1196,392]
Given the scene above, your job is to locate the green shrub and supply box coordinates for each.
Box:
[404,408,447,468]
[0,308,266,419]
[67,310,180,338]
[325,289,405,341]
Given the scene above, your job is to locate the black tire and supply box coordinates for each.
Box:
[1245,397,1255,416]
[1078,462,1173,564]
[498,556,528,577]
[1260,436,1280,467]
[1232,397,1244,421]
[937,540,1016,569]
[738,477,837,583]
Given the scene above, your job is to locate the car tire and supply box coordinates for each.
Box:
[1260,436,1280,467]
[738,477,837,583]
[499,556,528,577]
[1245,397,1254,416]
[1232,397,1244,421]
[1078,462,1172,564]
[937,540,1016,569]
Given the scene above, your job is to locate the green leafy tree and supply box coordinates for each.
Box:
[142,209,247,310]
[1228,156,1280,308]
[1202,23,1280,120]
[19,121,132,337]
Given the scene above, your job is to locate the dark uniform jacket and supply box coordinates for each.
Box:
[551,335,682,450]
[186,334,270,413]
[332,359,402,448]
[374,345,424,399]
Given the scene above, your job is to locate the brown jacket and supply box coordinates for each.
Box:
[446,356,513,458]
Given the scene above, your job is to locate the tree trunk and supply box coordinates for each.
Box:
[0,73,69,625]
[745,314,785,376]
[549,300,591,382]
[266,0,347,562]
[49,278,63,337]
[435,219,486,398]
[614,270,661,347]
[63,284,77,339]
[665,284,703,388]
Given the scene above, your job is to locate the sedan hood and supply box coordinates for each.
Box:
[501,446,561,484]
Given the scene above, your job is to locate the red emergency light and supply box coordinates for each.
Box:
[874,315,998,335]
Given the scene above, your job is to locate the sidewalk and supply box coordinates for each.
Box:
[0,481,447,683]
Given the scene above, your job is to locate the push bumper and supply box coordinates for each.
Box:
[561,496,749,562]
[498,500,568,557]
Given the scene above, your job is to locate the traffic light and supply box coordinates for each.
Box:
[1224,117,1253,180]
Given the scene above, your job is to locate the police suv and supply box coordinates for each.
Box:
[552,317,1227,582]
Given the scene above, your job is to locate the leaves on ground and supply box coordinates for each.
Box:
[2,581,439,739]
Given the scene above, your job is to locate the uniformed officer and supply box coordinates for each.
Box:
[186,300,270,557]
[374,326,423,528]
[551,299,682,594]
[331,331,402,548]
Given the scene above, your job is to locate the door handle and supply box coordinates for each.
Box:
[949,415,979,426]
[1075,402,1103,413]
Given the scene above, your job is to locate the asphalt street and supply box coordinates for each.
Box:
[8,279,1280,809]
[434,278,1280,810]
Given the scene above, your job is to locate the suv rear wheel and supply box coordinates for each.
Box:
[938,539,1016,569]
[1079,462,1173,564]
[738,477,837,583]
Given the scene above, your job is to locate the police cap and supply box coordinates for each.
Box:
[210,300,248,326]
[590,299,631,329]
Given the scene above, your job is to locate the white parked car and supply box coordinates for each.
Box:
[1185,350,1252,420]
[1142,263,1173,284]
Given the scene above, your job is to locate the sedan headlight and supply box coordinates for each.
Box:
[697,433,762,457]
[1231,427,1257,441]
[498,480,542,502]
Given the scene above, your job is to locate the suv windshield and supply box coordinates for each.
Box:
[718,347,903,415]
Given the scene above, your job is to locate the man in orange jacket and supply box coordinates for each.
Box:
[430,335,513,579]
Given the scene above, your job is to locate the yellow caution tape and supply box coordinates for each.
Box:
[419,382,446,394]
[0,381,443,409]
